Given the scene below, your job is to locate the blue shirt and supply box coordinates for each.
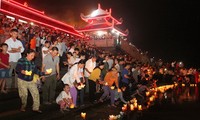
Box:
[121,69,129,84]
[16,57,45,81]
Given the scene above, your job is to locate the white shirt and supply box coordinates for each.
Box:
[56,91,71,103]
[115,64,120,72]
[56,42,63,56]
[68,48,74,54]
[5,38,24,62]
[42,46,49,60]
[61,64,81,87]
[107,59,114,69]
[40,37,46,45]
[84,59,96,77]
[61,42,67,53]
[73,57,81,64]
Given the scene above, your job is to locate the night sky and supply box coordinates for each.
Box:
[17,0,200,68]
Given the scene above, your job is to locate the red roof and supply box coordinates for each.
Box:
[0,0,82,37]
[80,4,122,25]
[77,24,127,36]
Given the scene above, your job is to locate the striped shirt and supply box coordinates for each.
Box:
[16,57,44,81]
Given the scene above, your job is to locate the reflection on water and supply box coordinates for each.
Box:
[158,84,200,104]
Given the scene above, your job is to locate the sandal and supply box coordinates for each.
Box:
[111,104,117,108]
[32,110,42,113]
[1,90,7,94]
[20,107,26,112]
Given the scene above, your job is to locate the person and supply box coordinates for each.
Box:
[15,49,50,113]
[56,84,73,113]
[29,34,36,51]
[131,84,150,99]
[0,43,10,93]
[42,47,60,105]
[88,62,104,103]
[121,63,131,100]
[114,86,128,104]
[41,41,51,61]
[99,67,119,107]
[5,29,24,89]
[61,60,85,107]
[84,55,97,93]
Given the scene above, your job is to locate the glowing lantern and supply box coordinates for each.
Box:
[70,104,75,109]
[133,102,138,108]
[25,70,32,76]
[146,91,150,96]
[110,86,115,90]
[138,105,142,111]
[81,112,86,119]
[130,104,134,111]
[46,68,52,74]
[122,107,126,112]
[109,115,115,120]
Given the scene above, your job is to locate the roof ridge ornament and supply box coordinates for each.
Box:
[23,2,28,7]
[98,3,101,9]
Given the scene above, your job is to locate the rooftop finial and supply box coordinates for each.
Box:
[109,8,112,14]
[98,3,101,9]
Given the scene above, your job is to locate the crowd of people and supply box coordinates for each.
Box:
[0,14,200,114]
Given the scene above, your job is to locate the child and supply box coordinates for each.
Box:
[56,84,73,112]
[0,43,10,93]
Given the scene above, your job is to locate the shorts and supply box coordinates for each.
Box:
[0,69,10,78]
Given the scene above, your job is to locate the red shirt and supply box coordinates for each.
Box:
[0,52,9,69]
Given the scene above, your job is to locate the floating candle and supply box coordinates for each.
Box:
[81,112,86,119]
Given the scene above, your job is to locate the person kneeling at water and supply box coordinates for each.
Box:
[56,84,73,113]
[131,84,150,99]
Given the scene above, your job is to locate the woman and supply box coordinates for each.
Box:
[99,67,119,107]
[16,49,50,113]
[88,61,104,103]
[61,60,85,107]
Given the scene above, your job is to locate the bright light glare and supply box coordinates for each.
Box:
[30,22,34,26]
[111,29,115,33]
[116,32,120,35]
[19,19,27,23]
[97,31,107,36]
[91,10,98,17]
[6,15,15,20]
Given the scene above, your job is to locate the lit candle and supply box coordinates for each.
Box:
[77,85,82,90]
[134,102,137,108]
[110,86,115,90]
[123,104,127,108]
[81,112,86,119]
[46,68,52,74]
[109,115,115,120]
[147,101,151,105]
[118,88,121,92]
[130,104,134,111]
[146,91,150,96]
[149,97,154,102]
[122,107,126,112]
[70,104,75,109]
[105,82,108,86]
[138,105,142,111]
[190,84,194,87]
[25,70,32,76]
[133,98,137,103]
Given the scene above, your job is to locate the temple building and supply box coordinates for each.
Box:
[76,4,128,47]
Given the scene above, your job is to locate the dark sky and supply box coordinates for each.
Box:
[18,0,200,68]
